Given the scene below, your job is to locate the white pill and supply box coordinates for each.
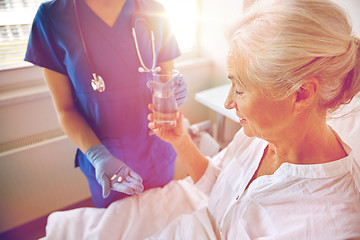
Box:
[117,176,123,183]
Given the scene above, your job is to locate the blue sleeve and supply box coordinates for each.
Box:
[24,4,67,75]
[155,3,181,63]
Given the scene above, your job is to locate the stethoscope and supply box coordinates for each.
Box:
[74,0,160,92]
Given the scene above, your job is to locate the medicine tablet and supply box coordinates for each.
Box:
[117,176,123,183]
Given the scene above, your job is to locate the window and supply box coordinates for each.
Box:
[0,0,200,70]
[158,0,200,53]
[0,0,44,70]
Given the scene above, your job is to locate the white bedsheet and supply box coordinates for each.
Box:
[42,178,208,240]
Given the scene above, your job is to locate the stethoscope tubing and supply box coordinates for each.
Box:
[132,26,158,73]
[74,0,97,76]
[131,0,158,72]
[73,0,159,91]
[74,0,159,74]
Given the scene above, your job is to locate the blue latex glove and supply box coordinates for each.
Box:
[173,74,188,106]
[147,74,188,106]
[85,145,144,198]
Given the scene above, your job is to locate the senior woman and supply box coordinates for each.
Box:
[148,0,360,238]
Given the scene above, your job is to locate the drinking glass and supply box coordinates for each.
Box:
[151,69,179,129]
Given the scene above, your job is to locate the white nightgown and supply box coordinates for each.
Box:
[149,129,360,239]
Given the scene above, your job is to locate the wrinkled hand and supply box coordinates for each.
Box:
[147,74,188,106]
[148,104,188,145]
[85,145,144,198]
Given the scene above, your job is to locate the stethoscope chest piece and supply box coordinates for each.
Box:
[91,73,105,92]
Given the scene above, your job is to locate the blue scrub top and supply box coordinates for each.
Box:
[25,0,180,185]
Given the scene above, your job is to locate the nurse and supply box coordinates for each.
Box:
[25,0,187,208]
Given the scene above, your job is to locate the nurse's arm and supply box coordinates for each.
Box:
[43,68,101,153]
[158,60,174,70]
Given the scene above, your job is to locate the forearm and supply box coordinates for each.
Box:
[42,68,101,154]
[172,133,209,183]
[58,107,101,154]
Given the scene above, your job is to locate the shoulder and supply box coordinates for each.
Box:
[36,0,73,19]
[138,0,166,14]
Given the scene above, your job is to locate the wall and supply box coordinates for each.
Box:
[0,67,88,232]
[334,0,360,36]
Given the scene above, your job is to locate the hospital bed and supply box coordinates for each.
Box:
[40,93,360,240]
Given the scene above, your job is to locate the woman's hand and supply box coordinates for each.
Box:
[148,104,209,183]
[147,104,188,146]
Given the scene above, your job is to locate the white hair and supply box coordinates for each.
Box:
[229,0,360,113]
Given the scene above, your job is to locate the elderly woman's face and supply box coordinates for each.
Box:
[224,65,295,140]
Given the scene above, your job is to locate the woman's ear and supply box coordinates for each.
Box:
[293,77,319,114]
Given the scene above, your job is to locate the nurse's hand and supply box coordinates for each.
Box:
[146,74,188,106]
[173,74,187,106]
[148,104,188,146]
[85,145,144,198]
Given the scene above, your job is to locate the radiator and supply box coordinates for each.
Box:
[0,128,91,232]
[0,128,66,157]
